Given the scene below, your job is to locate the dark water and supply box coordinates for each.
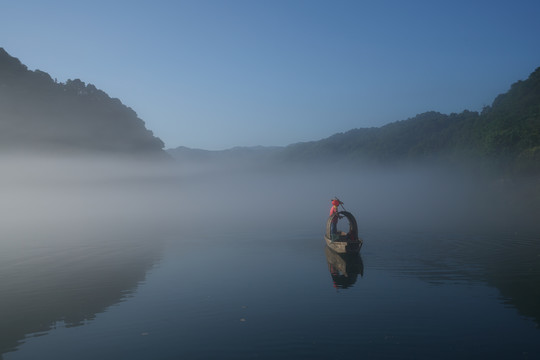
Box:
[1,162,539,359]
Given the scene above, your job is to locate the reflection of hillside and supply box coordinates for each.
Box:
[0,234,161,358]
[391,232,540,326]
[325,246,364,289]
[482,239,540,326]
[454,236,540,326]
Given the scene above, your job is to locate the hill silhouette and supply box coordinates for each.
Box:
[168,66,539,175]
[3,46,538,173]
[0,48,165,157]
[280,67,540,175]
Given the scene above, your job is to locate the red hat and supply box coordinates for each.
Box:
[332,199,340,206]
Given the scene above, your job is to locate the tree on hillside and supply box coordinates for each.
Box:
[281,66,540,175]
[0,48,165,156]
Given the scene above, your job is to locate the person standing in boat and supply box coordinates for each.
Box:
[329,198,342,234]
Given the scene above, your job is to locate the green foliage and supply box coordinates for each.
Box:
[282,67,540,176]
[0,48,165,156]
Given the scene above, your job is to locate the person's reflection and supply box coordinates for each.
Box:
[325,246,364,290]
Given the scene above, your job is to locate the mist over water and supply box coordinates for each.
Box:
[1,150,536,237]
[1,154,539,359]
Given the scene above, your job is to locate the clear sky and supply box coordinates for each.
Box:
[1,0,540,150]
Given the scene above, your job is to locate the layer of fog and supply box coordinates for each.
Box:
[2,153,537,245]
[2,153,538,355]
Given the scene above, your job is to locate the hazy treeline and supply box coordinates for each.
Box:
[1,43,539,198]
[2,46,539,177]
[0,48,165,157]
[280,67,540,176]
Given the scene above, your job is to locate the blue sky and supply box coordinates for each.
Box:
[1,0,540,150]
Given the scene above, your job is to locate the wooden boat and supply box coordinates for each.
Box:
[324,210,362,254]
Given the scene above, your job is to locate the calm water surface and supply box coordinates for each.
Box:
[2,225,539,360]
[1,165,539,359]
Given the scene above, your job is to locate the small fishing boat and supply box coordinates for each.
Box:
[324,210,362,254]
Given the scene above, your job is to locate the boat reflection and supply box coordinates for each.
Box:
[325,246,364,289]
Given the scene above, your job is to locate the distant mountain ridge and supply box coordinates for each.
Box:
[0,48,166,157]
[169,67,540,175]
[2,47,538,173]
[166,145,283,165]
[278,66,540,174]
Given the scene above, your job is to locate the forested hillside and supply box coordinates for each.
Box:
[282,67,540,175]
[0,48,165,157]
[3,45,538,172]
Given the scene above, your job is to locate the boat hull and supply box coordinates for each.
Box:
[325,234,362,254]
